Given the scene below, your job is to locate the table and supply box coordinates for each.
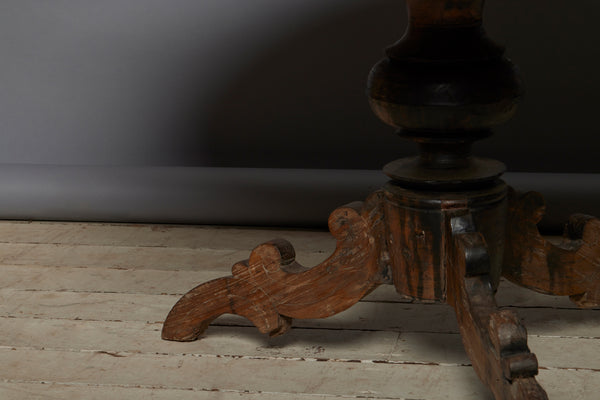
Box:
[163,2,600,399]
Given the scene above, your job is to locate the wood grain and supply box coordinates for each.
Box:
[0,221,599,399]
[504,188,600,307]
[448,214,547,400]
[162,193,388,341]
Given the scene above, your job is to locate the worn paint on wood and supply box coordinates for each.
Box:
[0,221,599,399]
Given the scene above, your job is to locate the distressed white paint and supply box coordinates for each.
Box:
[0,221,598,399]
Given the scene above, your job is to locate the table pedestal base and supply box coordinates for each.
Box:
[163,1,599,398]
[163,182,599,399]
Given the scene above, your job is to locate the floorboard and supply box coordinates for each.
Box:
[0,221,598,399]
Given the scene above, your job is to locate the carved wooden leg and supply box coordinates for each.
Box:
[448,213,548,400]
[504,188,600,307]
[162,192,388,341]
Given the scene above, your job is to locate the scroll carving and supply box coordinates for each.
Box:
[504,188,600,307]
[162,192,388,341]
[448,214,547,400]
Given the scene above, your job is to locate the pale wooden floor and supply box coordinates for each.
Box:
[0,221,598,400]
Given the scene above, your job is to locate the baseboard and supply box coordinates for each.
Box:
[0,164,598,232]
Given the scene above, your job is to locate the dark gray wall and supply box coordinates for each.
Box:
[1,0,599,172]
[0,165,597,233]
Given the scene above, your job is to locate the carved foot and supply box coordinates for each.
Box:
[162,192,388,341]
[448,214,548,400]
[504,188,600,307]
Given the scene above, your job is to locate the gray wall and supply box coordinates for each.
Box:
[1,0,599,171]
[0,1,598,228]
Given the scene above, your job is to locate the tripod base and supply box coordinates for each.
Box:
[162,181,598,399]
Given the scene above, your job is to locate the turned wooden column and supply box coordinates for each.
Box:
[369,0,522,186]
[367,0,522,300]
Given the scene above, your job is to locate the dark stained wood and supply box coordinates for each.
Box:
[367,0,521,188]
[448,214,547,400]
[383,181,507,302]
[384,189,445,301]
[504,188,600,307]
[407,0,484,27]
[162,192,388,341]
